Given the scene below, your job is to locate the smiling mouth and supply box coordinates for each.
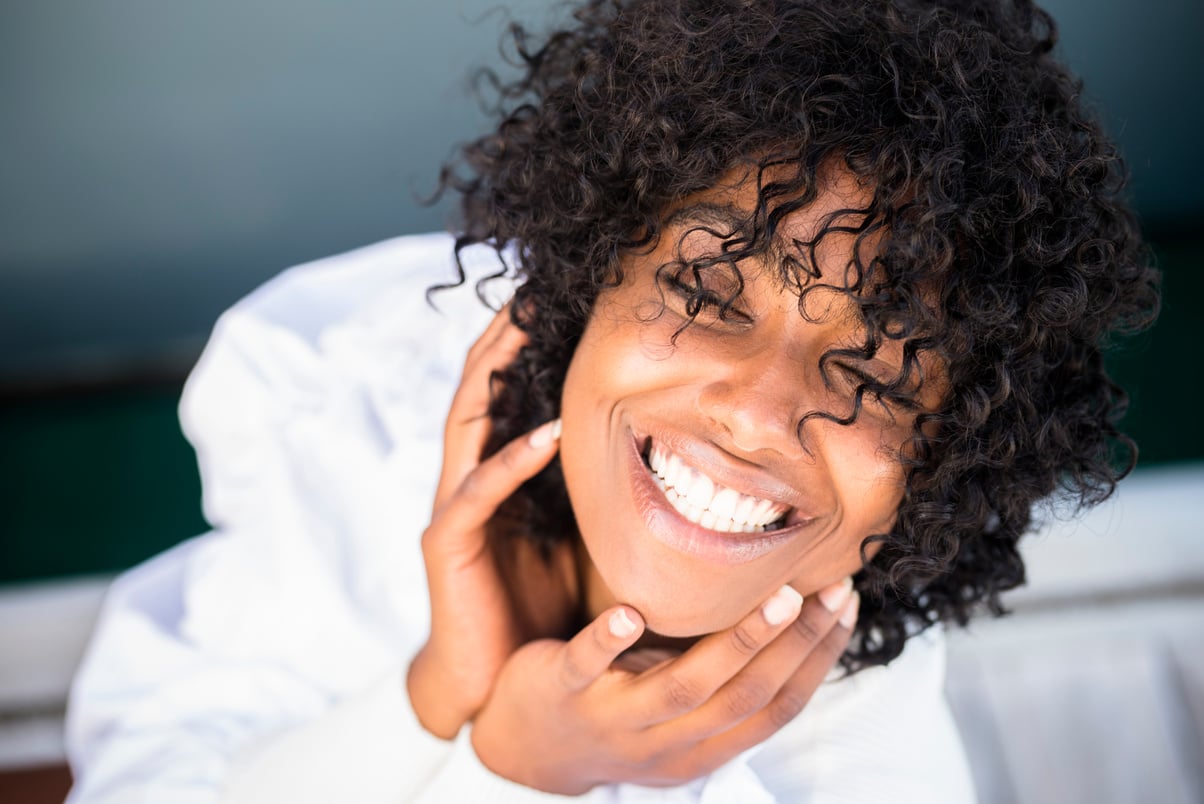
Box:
[643,441,792,533]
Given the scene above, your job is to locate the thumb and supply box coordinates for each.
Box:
[558,606,646,692]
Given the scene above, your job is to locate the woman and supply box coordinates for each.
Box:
[67,0,1158,800]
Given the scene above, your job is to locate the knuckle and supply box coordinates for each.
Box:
[621,741,655,771]
[419,524,439,550]
[495,442,523,472]
[728,623,762,656]
[466,336,489,359]
[661,672,706,713]
[456,470,486,504]
[767,691,808,729]
[814,629,850,667]
[668,755,706,785]
[723,678,772,719]
[789,613,826,646]
[558,651,585,687]
[592,619,615,653]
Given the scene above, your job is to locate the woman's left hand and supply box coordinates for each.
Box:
[408,307,573,740]
[469,580,859,794]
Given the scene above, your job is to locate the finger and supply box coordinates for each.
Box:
[648,578,853,737]
[436,309,528,506]
[445,306,525,440]
[462,301,518,369]
[617,591,856,789]
[669,577,857,746]
[612,647,681,675]
[558,606,646,692]
[427,419,562,558]
[631,584,804,723]
[698,591,858,754]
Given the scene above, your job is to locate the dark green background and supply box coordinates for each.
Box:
[1,0,1201,584]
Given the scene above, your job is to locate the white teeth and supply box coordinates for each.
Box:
[733,496,756,526]
[751,498,774,525]
[710,487,739,521]
[666,453,685,490]
[645,442,790,534]
[685,473,715,511]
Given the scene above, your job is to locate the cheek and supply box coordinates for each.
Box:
[565,306,697,407]
[816,419,909,528]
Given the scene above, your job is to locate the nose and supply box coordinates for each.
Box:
[695,346,815,457]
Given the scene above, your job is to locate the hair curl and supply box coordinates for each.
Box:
[435,0,1160,669]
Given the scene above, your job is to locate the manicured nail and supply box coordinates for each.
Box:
[817,577,853,614]
[762,585,804,626]
[528,418,562,448]
[609,608,638,638]
[839,592,860,629]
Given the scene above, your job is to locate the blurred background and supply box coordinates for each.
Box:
[0,0,1201,801]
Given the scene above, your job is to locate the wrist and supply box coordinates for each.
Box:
[406,647,473,739]
[470,698,595,796]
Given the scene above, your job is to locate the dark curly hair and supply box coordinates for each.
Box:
[434,0,1160,669]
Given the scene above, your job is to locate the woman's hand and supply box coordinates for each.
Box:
[407,308,564,739]
[470,579,860,794]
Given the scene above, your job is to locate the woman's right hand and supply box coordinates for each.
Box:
[470,579,860,794]
[407,308,564,739]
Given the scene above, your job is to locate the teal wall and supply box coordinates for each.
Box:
[0,0,554,377]
[1,1,1201,583]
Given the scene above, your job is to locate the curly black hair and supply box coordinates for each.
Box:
[435,0,1160,669]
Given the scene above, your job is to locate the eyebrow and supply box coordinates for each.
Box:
[662,200,874,328]
[662,201,751,234]
[660,201,797,279]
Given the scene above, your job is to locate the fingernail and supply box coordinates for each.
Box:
[817,577,853,614]
[609,608,638,638]
[528,418,562,448]
[839,592,861,629]
[762,585,804,626]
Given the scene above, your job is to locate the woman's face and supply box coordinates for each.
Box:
[559,169,937,637]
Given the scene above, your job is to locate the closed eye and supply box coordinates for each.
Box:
[662,269,752,324]
[831,362,921,412]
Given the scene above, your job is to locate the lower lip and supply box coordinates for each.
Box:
[625,431,805,566]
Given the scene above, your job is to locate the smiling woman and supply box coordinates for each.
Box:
[461,0,1160,673]
[66,0,1159,801]
[560,167,926,638]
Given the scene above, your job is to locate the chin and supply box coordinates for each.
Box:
[588,557,756,638]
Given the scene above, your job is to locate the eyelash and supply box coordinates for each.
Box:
[662,273,923,412]
[831,363,921,411]
[663,272,750,323]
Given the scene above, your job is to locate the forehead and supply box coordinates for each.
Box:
[664,163,875,239]
[650,164,887,319]
[657,163,881,293]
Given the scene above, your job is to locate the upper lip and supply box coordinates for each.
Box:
[631,424,813,519]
